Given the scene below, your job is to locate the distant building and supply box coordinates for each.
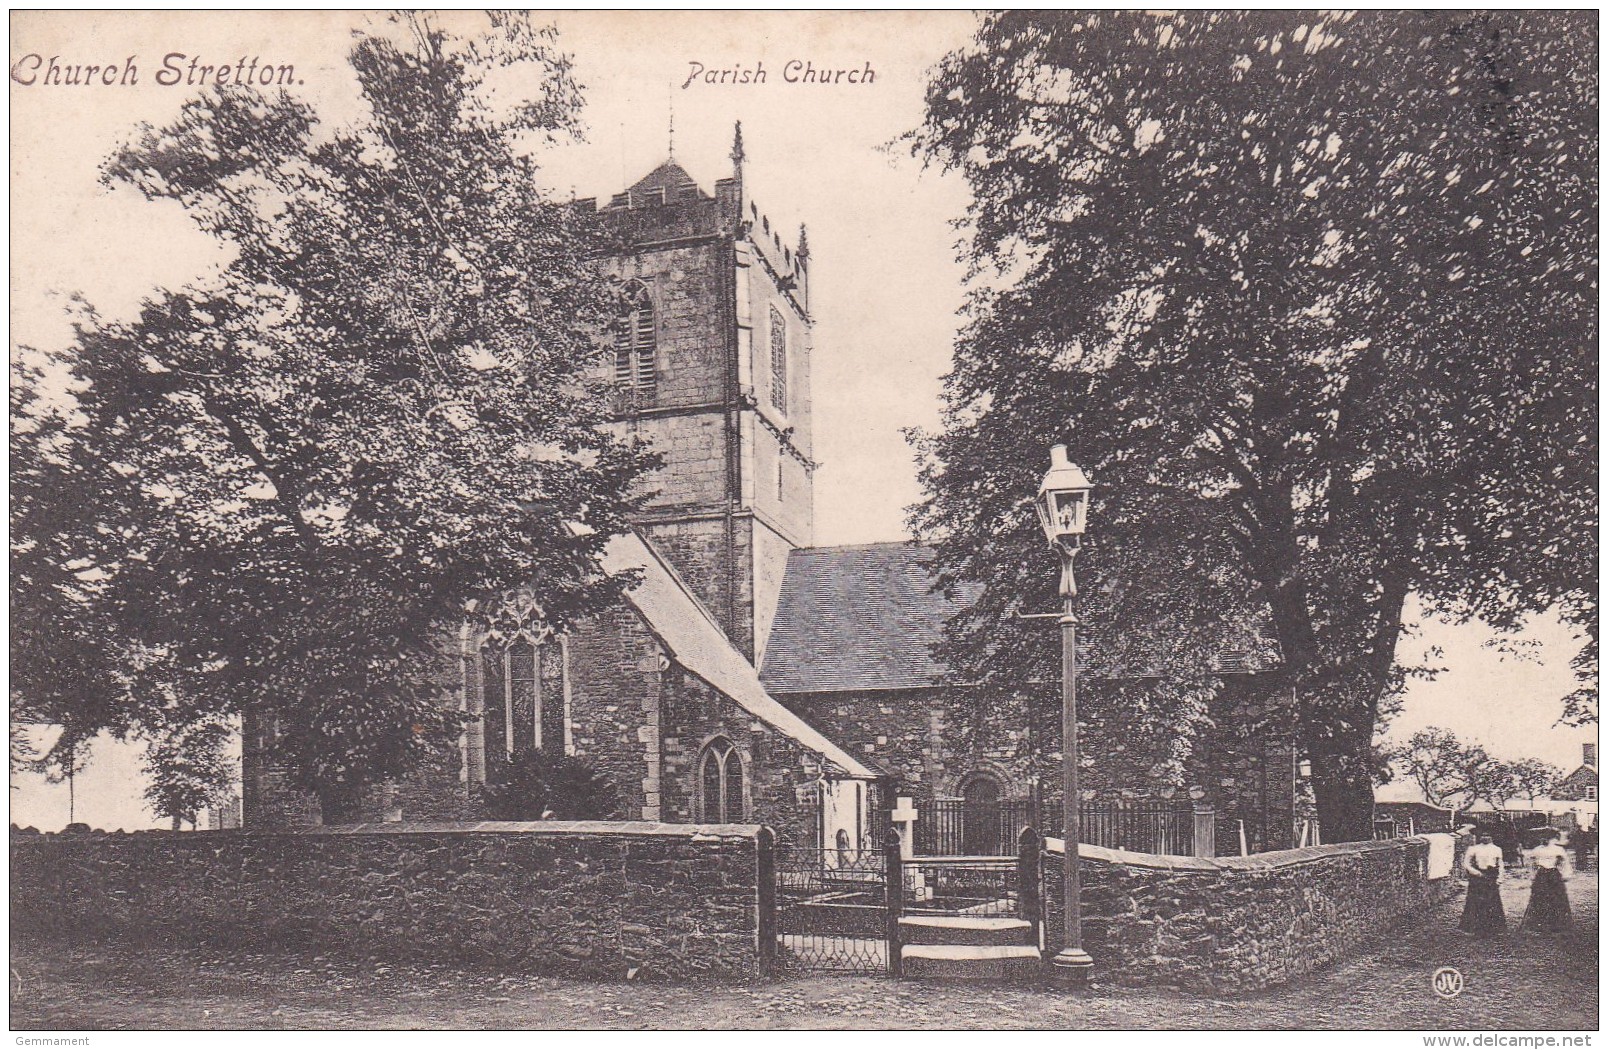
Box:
[1374,801,1454,835]
[1553,743,1598,803]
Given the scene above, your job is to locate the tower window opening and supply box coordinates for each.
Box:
[615,282,657,405]
[769,306,787,414]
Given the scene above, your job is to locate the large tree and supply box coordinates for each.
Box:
[11,14,651,821]
[910,11,1595,841]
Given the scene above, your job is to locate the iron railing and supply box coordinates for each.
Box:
[1073,799,1194,856]
[915,800,1035,856]
[915,798,1195,857]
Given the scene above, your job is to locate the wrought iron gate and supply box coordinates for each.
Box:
[774,829,1045,977]
[775,842,889,975]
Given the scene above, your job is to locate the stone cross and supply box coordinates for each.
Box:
[890,796,918,860]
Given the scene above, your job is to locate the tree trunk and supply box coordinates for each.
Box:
[1297,669,1384,844]
[1310,752,1376,843]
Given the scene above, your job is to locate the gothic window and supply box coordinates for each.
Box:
[480,635,569,768]
[615,281,657,404]
[768,305,787,414]
[699,737,745,823]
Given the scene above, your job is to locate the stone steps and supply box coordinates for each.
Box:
[901,943,1044,981]
[898,914,1035,946]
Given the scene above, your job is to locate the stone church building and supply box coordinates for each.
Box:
[243,130,1299,854]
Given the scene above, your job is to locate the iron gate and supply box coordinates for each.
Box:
[775,843,889,975]
[774,829,1045,977]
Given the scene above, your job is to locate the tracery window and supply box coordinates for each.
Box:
[699,737,745,823]
[481,634,568,768]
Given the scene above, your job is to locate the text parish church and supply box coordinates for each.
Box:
[244,127,1300,854]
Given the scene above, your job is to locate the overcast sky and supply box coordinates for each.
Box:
[9,11,1590,829]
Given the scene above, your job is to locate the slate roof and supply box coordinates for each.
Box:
[759,541,1273,695]
[760,543,978,694]
[606,159,709,209]
[600,531,877,779]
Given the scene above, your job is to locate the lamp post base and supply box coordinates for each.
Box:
[1049,948,1094,984]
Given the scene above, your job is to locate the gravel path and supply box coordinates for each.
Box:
[11,870,1596,1031]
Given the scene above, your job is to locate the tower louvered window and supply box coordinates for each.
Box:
[769,306,787,414]
[615,282,657,404]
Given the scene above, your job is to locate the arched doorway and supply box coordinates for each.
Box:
[960,774,1002,856]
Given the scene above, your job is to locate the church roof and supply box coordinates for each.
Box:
[600,531,876,779]
[761,543,978,694]
[759,542,1272,695]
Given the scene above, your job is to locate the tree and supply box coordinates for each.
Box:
[10,14,652,822]
[1393,728,1489,819]
[1509,757,1565,805]
[909,11,1596,841]
[481,749,622,821]
[142,717,235,830]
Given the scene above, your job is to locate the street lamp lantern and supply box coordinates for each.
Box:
[1036,445,1093,597]
[1037,443,1096,984]
[1035,444,1093,550]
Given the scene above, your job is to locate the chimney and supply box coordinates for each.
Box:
[1585,743,1597,768]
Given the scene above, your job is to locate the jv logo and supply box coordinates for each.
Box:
[1432,966,1465,999]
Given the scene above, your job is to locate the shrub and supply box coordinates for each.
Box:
[482,749,622,821]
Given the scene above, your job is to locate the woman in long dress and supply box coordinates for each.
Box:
[1521,830,1573,934]
[1460,833,1506,936]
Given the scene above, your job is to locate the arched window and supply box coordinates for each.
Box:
[615,281,656,404]
[768,305,787,413]
[699,737,745,823]
[480,634,569,770]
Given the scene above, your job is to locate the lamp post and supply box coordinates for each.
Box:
[1035,443,1095,982]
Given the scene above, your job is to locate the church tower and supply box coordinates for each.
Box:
[584,124,815,662]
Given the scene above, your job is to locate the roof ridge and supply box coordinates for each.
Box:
[793,540,929,554]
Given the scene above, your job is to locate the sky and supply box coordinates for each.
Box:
[8,11,1592,830]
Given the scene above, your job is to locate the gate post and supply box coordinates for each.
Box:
[1018,825,1043,949]
[883,829,904,977]
[1191,790,1216,859]
[756,825,777,978]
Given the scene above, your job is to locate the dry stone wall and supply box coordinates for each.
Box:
[11,821,772,981]
[1041,836,1466,992]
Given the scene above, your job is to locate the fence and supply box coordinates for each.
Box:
[1074,799,1195,856]
[914,799,1035,856]
[915,798,1195,857]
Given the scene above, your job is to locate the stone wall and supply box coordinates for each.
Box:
[777,675,1299,852]
[1040,835,1465,992]
[563,602,665,820]
[11,821,774,981]
[659,670,829,849]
